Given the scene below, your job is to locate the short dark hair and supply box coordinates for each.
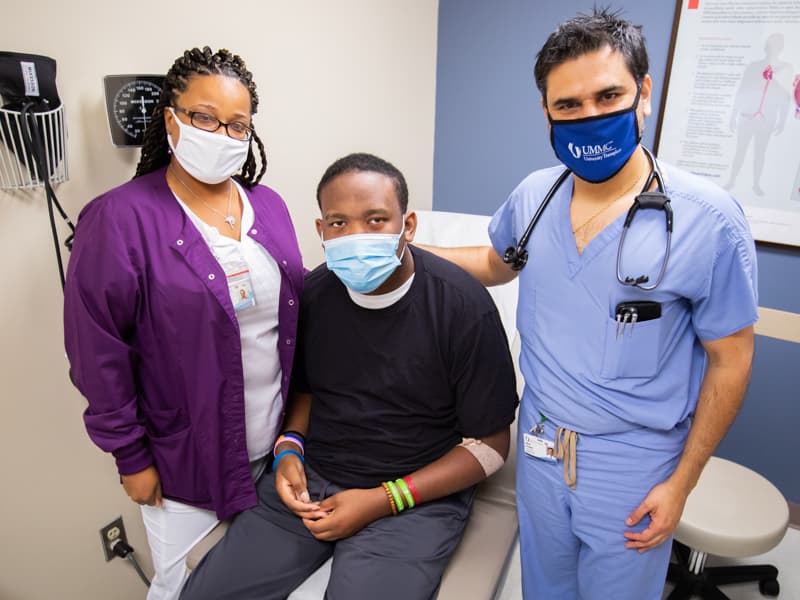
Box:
[316,153,409,213]
[533,7,649,102]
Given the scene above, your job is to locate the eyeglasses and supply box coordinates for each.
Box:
[171,105,253,141]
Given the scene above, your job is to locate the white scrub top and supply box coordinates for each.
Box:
[174,183,283,461]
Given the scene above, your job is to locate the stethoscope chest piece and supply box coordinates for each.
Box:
[503,168,572,272]
[503,246,528,271]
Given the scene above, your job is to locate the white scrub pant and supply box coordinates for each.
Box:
[140,459,267,599]
[140,499,218,600]
[517,418,687,600]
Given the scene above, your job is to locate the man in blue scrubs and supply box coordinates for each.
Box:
[425,8,758,599]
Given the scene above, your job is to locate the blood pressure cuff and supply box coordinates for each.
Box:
[0,51,62,175]
[0,51,60,111]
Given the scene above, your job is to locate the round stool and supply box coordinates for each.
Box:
[666,456,789,599]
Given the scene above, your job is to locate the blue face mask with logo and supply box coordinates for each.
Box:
[322,222,406,294]
[548,87,642,183]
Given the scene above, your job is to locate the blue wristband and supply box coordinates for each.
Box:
[272,448,304,471]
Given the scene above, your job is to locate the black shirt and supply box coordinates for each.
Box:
[292,246,518,489]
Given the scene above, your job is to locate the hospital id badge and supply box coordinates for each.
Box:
[227,264,256,312]
[523,432,556,462]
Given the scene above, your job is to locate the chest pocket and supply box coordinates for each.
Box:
[600,315,663,379]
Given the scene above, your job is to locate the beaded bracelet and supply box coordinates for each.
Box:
[395,478,415,508]
[386,480,405,512]
[403,475,421,505]
[381,482,398,515]
[272,448,303,471]
[273,433,305,457]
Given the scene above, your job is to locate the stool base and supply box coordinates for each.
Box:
[666,540,780,599]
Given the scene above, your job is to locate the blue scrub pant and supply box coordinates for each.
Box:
[517,418,687,600]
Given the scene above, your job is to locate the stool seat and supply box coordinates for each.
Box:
[675,456,789,558]
[666,457,789,599]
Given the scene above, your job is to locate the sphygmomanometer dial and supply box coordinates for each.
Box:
[112,80,162,141]
[103,75,165,147]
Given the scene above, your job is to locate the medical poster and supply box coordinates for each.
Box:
[656,0,800,246]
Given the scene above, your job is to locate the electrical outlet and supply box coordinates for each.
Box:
[99,516,128,562]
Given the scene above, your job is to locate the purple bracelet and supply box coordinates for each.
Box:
[273,433,305,457]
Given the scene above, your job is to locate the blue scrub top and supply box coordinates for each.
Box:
[489,162,758,442]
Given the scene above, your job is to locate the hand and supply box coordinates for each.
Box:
[624,479,688,553]
[274,455,326,520]
[302,488,389,542]
[121,465,162,507]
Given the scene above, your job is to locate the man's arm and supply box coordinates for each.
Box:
[624,325,755,551]
[414,244,518,286]
[302,427,511,541]
[401,428,510,500]
[273,391,327,518]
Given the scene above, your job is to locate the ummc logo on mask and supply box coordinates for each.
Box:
[568,141,620,162]
[549,96,639,181]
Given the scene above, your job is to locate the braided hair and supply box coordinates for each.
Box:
[134,46,267,188]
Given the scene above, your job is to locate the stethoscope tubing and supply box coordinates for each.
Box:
[503,146,673,290]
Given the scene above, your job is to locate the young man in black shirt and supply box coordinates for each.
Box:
[182,153,518,600]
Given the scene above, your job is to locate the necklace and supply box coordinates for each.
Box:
[169,165,236,229]
[571,172,645,235]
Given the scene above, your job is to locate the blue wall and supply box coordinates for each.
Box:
[433,0,675,216]
[715,245,800,502]
[434,0,800,502]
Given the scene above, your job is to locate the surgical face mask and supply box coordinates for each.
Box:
[166,107,250,184]
[548,88,642,183]
[322,221,406,294]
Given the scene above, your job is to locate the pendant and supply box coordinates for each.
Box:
[224,215,236,229]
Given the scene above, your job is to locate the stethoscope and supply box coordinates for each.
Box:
[503,146,673,291]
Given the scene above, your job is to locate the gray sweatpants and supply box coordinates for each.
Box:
[180,464,475,600]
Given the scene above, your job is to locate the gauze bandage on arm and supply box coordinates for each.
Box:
[459,437,505,476]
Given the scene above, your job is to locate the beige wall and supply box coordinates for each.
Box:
[0,2,438,598]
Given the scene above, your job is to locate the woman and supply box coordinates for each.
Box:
[64,47,304,599]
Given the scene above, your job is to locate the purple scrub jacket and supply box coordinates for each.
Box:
[63,167,304,520]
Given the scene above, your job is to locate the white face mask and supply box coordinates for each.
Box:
[166,107,250,184]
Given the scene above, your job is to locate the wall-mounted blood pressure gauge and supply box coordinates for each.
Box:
[103,75,165,147]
